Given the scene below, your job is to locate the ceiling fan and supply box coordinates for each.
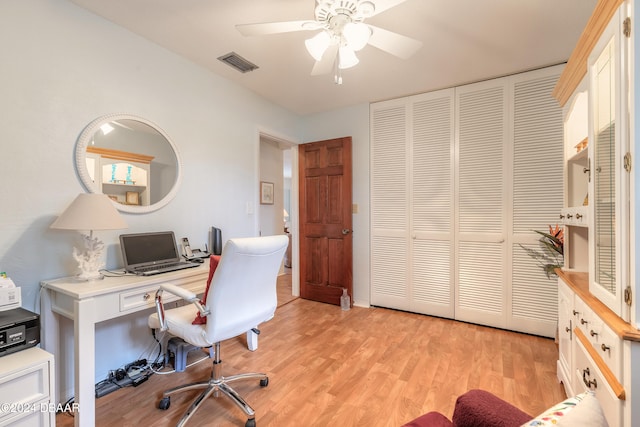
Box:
[236,0,422,83]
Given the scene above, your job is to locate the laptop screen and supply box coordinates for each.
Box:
[120,231,181,268]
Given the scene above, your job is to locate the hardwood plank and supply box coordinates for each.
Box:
[56,298,565,427]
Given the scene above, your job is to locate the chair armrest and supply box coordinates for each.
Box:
[153,283,210,331]
[451,389,531,427]
[159,283,198,302]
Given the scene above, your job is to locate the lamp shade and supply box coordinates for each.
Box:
[343,22,371,51]
[51,193,127,231]
[305,31,331,61]
[338,46,359,69]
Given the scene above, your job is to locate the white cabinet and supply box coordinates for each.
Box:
[555,1,640,426]
[371,65,564,337]
[0,348,55,427]
[554,2,640,425]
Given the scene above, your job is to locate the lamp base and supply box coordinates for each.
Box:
[76,270,105,281]
[73,231,106,282]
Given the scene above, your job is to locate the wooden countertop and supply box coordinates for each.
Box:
[557,269,640,342]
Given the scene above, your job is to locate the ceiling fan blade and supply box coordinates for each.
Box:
[311,44,339,76]
[236,20,321,36]
[367,25,422,59]
[369,0,409,17]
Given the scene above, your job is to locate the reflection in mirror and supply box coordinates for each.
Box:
[75,114,182,214]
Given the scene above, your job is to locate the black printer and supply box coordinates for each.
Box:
[0,307,40,357]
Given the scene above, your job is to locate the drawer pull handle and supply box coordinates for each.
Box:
[560,214,565,219]
[576,213,583,219]
[601,343,611,352]
[590,330,598,337]
[565,327,571,333]
[567,214,573,219]
[573,310,579,316]
[582,368,598,389]
[580,318,588,325]
[143,293,150,301]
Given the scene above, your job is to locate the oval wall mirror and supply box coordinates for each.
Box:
[75,114,182,213]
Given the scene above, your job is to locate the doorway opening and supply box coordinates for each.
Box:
[258,132,299,300]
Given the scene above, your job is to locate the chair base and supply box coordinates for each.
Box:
[158,342,268,427]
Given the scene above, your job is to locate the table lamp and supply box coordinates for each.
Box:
[51,193,128,280]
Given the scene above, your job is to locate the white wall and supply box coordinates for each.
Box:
[0,0,301,398]
[300,104,371,307]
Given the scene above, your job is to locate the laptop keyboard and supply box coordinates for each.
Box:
[135,262,196,274]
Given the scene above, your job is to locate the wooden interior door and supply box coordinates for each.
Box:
[298,137,353,306]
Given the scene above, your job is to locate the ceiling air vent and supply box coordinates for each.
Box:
[217,52,259,73]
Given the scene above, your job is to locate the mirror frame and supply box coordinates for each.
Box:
[75,113,183,214]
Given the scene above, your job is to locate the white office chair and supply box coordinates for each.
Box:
[148,235,288,427]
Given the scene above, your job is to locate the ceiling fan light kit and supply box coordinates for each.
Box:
[236,0,421,83]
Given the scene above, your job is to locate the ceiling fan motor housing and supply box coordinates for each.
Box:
[315,0,376,24]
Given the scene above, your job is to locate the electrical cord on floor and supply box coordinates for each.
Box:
[57,396,76,418]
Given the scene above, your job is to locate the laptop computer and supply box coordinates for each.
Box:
[119,231,200,276]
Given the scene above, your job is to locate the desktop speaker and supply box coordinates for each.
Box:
[209,227,222,255]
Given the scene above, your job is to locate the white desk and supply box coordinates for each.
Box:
[40,264,209,427]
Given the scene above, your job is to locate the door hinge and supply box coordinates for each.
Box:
[624,17,631,38]
[624,286,632,307]
[624,152,632,172]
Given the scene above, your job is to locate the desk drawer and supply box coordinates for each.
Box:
[119,280,203,313]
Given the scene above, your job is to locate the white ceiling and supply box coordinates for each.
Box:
[69,0,597,116]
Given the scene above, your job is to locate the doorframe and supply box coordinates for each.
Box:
[256,128,300,297]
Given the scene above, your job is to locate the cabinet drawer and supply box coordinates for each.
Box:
[0,348,51,425]
[561,206,588,226]
[572,298,622,382]
[574,338,622,427]
[584,320,621,381]
[0,401,51,427]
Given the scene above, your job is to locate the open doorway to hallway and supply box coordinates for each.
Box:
[259,133,298,301]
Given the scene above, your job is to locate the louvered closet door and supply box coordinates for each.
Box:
[509,66,564,337]
[410,89,455,317]
[455,79,508,329]
[370,99,410,310]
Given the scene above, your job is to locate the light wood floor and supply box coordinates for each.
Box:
[56,275,565,426]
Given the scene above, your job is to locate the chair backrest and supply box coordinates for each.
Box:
[204,235,288,344]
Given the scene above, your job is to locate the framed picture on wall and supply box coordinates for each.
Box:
[126,191,140,205]
[260,181,274,205]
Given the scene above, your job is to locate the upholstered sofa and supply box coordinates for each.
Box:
[402,389,609,427]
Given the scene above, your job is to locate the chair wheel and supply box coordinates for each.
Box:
[245,419,256,427]
[260,378,269,387]
[158,396,171,410]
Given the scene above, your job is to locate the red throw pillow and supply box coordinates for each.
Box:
[192,255,220,325]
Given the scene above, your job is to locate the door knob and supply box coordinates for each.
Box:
[341,229,351,235]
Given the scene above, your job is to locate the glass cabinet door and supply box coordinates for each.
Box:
[588,5,628,317]
[592,38,616,296]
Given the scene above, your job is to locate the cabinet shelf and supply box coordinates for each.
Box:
[102,182,147,191]
[567,145,588,163]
